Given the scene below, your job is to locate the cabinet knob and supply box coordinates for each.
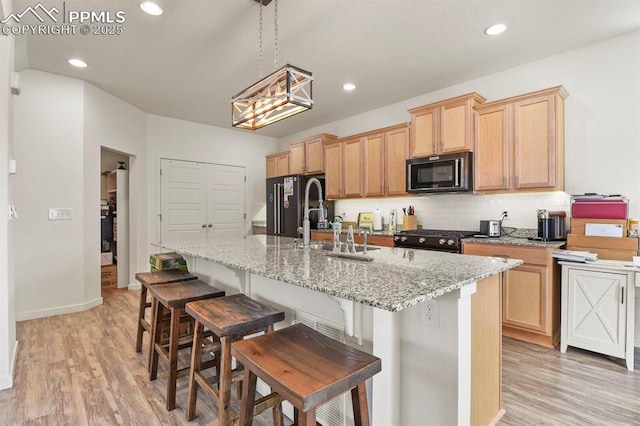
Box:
[201,224,206,228]
[208,223,213,228]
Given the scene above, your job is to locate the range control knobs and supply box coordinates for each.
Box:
[418,237,426,243]
[439,239,446,245]
[401,236,408,242]
[447,239,455,245]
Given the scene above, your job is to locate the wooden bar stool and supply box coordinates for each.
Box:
[134,269,197,353]
[148,279,225,411]
[232,323,382,426]
[185,294,285,425]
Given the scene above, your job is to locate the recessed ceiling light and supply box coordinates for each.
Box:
[484,23,507,36]
[68,58,88,68]
[140,1,163,16]
[343,83,356,91]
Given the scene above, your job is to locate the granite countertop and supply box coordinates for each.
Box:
[463,235,566,248]
[159,235,522,312]
[463,227,566,248]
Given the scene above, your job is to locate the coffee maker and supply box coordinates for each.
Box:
[537,210,566,241]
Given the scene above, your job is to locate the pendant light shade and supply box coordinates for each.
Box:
[231,64,313,130]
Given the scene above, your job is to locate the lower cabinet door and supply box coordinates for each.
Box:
[566,268,626,358]
[503,265,548,333]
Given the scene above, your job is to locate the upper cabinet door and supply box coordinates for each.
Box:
[410,107,437,158]
[385,125,410,196]
[363,132,385,197]
[514,94,557,189]
[441,101,469,153]
[324,142,343,199]
[305,137,325,174]
[289,141,306,175]
[474,104,510,191]
[342,138,363,198]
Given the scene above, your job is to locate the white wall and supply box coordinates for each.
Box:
[13,70,91,320]
[0,0,17,390]
[146,115,279,245]
[84,83,147,288]
[13,70,147,319]
[280,30,640,223]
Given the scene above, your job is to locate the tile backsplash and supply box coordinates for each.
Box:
[334,191,571,231]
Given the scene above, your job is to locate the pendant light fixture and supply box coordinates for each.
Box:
[231,0,313,130]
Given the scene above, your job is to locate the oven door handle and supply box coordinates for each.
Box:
[454,158,460,187]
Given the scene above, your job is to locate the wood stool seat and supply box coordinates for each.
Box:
[185,293,285,425]
[134,270,197,353]
[148,279,225,411]
[231,323,382,426]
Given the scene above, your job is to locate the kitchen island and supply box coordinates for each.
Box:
[156,235,522,425]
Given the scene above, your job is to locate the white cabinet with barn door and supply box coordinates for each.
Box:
[560,261,638,370]
[160,159,246,242]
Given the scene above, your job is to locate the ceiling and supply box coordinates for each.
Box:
[11,0,640,138]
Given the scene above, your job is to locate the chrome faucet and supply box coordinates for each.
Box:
[302,177,325,248]
[358,226,372,255]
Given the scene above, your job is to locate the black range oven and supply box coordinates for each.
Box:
[393,229,477,253]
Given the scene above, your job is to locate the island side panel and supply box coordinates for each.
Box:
[471,274,503,425]
[397,289,462,424]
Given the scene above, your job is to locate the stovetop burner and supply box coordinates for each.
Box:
[393,229,477,252]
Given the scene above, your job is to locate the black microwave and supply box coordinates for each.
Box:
[406,152,473,194]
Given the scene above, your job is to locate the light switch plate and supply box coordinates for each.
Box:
[48,208,73,220]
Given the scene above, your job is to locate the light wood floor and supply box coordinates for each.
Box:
[1,288,639,425]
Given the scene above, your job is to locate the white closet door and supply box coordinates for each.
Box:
[207,164,246,239]
[160,159,207,242]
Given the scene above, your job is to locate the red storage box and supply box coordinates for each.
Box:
[571,198,628,219]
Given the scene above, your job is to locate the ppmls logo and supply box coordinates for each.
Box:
[2,2,126,36]
[1,2,59,23]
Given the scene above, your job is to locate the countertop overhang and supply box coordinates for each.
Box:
[158,235,522,312]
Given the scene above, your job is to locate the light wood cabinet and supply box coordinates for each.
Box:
[325,124,409,199]
[474,86,568,193]
[560,262,637,370]
[462,242,560,348]
[324,137,362,199]
[288,133,338,175]
[343,137,364,198]
[363,132,385,197]
[409,93,486,157]
[266,152,290,178]
[385,125,410,196]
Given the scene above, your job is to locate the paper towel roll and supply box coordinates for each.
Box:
[373,208,382,231]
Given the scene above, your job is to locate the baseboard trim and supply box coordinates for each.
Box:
[16,297,103,322]
[0,340,19,390]
[128,282,141,290]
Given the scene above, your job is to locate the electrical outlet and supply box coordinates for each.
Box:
[423,299,439,327]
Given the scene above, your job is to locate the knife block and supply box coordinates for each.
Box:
[403,215,418,231]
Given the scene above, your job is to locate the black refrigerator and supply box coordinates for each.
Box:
[266,175,334,237]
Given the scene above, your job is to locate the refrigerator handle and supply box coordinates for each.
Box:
[273,184,279,234]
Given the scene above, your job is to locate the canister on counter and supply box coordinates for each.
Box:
[629,218,638,237]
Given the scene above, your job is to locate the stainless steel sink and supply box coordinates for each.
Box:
[305,242,380,252]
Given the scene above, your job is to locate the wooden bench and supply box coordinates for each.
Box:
[148,279,225,411]
[232,323,382,426]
